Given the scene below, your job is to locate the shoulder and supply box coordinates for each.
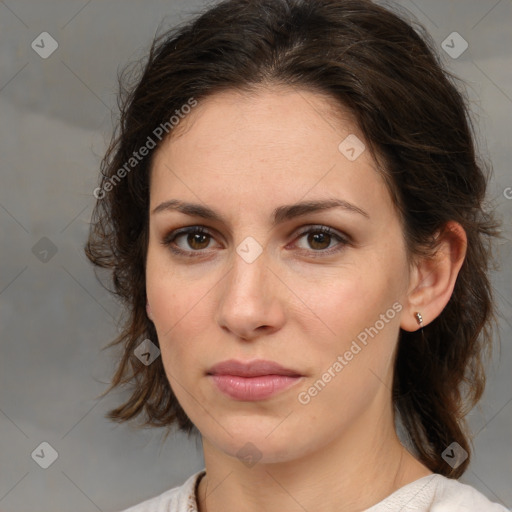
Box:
[118,470,205,512]
[429,474,509,512]
[366,473,509,512]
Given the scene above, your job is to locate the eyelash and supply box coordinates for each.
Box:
[161,225,350,259]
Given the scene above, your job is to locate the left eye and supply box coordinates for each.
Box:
[294,226,346,252]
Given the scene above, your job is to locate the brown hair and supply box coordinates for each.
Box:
[85,0,499,478]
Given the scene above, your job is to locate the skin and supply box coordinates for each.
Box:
[145,86,467,512]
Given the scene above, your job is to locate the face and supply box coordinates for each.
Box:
[146,86,412,464]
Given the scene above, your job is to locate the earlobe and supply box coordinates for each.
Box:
[146,302,153,320]
[400,221,467,332]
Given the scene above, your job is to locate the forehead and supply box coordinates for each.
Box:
[149,86,393,222]
[160,86,363,162]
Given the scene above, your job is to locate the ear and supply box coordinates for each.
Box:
[146,302,153,320]
[401,221,467,332]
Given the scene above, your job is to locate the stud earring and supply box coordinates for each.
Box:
[415,312,423,328]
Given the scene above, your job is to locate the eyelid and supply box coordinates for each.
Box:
[293,224,349,242]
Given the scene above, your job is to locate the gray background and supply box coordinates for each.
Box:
[0,0,510,510]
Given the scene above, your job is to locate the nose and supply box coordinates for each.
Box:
[215,247,286,341]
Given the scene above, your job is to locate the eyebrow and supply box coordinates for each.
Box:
[152,198,369,225]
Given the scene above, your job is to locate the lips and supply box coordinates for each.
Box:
[207,359,303,401]
[208,359,301,378]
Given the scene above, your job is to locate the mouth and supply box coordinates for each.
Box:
[207,359,304,401]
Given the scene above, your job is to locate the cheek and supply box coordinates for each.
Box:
[146,245,193,326]
[288,252,407,403]
[294,273,402,415]
[145,253,214,367]
[292,261,402,347]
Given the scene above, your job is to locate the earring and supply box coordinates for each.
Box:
[415,312,423,328]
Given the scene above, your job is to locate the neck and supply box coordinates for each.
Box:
[196,406,432,512]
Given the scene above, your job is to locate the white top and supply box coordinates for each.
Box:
[119,470,510,512]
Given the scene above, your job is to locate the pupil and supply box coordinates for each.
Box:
[189,233,209,249]
[309,232,330,250]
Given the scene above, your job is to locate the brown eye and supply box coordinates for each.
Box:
[293,225,349,255]
[307,231,332,250]
[186,232,211,250]
[162,226,220,256]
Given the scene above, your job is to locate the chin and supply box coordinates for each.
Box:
[202,418,314,466]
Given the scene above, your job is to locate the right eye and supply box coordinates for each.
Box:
[161,226,221,257]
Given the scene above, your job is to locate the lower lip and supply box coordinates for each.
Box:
[210,374,302,401]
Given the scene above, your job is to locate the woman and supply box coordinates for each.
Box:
[85,0,508,510]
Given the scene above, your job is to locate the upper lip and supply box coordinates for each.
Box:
[207,359,302,377]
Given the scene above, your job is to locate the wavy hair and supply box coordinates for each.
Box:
[85,0,500,478]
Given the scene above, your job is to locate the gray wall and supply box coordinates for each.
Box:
[0,1,510,510]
